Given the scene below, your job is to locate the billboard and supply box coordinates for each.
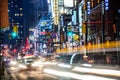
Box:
[0,0,9,30]
[72,10,76,25]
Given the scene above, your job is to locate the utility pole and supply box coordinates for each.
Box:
[101,1,105,43]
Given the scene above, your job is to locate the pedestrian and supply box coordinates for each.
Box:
[106,54,111,64]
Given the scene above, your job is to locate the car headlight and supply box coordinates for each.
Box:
[18,64,27,68]
[9,60,17,65]
[31,61,43,67]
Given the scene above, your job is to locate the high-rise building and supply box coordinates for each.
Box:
[8,0,24,47]
[8,0,48,48]
[0,0,9,45]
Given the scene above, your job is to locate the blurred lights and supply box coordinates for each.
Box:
[105,0,109,10]
[56,41,120,53]
[9,60,17,65]
[58,63,72,68]
[18,64,27,69]
[41,62,57,65]
[72,67,120,77]
[44,69,116,80]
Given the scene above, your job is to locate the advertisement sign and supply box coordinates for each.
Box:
[0,0,9,30]
[72,10,76,25]
[64,0,74,8]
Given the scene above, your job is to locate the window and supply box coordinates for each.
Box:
[20,8,23,10]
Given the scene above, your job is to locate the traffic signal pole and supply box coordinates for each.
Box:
[101,1,105,43]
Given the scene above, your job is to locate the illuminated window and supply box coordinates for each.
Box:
[12,19,14,22]
[20,14,23,16]
[15,13,19,16]
[16,23,19,25]
[97,0,100,4]
[15,5,18,7]
[20,8,23,10]
[21,40,23,42]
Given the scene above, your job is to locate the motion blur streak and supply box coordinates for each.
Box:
[44,69,116,80]
[72,67,120,77]
[41,62,57,65]
[58,63,72,68]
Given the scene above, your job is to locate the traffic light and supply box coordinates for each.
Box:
[67,31,73,36]
[11,32,17,38]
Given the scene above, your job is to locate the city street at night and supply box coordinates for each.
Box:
[3,62,120,80]
[0,0,120,80]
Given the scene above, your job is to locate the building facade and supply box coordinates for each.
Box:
[7,0,48,49]
[8,0,24,47]
[82,0,120,45]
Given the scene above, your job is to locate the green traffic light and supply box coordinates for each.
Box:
[11,32,17,38]
[67,32,73,36]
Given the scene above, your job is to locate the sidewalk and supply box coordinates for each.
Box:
[1,68,15,80]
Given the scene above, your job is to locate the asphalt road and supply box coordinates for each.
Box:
[5,64,120,80]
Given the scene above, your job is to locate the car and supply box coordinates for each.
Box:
[18,55,44,73]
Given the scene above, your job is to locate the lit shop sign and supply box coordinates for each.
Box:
[54,0,58,25]
[60,16,64,26]
[64,0,74,8]
[105,0,109,10]
[87,1,90,15]
[72,10,77,25]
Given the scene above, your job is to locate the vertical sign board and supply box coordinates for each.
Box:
[0,0,9,29]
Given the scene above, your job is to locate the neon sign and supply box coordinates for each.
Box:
[105,0,109,10]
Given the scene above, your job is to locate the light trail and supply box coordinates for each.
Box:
[44,68,117,80]
[72,67,120,77]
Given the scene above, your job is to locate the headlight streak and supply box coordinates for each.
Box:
[81,63,93,67]
[9,60,17,65]
[58,63,72,68]
[31,63,43,67]
[72,67,120,77]
[41,61,57,65]
[44,69,116,80]
[18,64,27,69]
[31,61,57,67]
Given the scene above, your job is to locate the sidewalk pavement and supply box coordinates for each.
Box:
[1,68,15,80]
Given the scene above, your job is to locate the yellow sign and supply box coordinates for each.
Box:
[82,24,86,33]
[73,34,79,40]
[13,25,18,33]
